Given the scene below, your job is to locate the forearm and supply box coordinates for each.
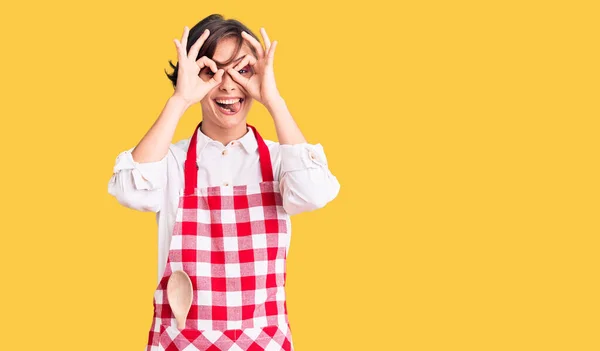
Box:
[131,95,190,163]
[266,97,306,145]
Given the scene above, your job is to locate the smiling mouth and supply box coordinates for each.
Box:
[214,98,245,115]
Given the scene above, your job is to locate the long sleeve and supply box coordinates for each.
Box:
[108,147,168,213]
[277,143,341,215]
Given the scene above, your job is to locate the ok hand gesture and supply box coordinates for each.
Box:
[172,27,225,106]
[226,28,282,109]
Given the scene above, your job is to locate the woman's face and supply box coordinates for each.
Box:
[199,37,255,130]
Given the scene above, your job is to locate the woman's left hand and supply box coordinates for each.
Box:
[227,28,282,109]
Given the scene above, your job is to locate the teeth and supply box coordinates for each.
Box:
[216,98,241,104]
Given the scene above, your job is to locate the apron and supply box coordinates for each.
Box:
[145,122,294,351]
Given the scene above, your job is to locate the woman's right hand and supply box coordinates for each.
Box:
[172,27,224,107]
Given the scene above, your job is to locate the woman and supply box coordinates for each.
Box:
[108,14,340,351]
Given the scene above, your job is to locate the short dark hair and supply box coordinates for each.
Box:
[165,14,260,89]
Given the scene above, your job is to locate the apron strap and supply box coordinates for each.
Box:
[184,122,274,195]
[247,124,275,183]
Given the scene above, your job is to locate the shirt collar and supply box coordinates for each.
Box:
[195,123,258,154]
[237,125,258,153]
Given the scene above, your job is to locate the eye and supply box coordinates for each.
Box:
[238,65,251,74]
[202,67,214,76]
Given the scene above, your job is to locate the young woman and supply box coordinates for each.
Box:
[108,14,340,351]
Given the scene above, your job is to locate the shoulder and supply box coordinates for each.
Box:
[161,138,192,167]
[173,138,191,152]
[264,138,280,150]
[263,138,282,161]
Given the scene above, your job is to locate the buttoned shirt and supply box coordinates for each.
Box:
[108,125,340,282]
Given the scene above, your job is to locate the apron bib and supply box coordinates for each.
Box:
[145,123,294,351]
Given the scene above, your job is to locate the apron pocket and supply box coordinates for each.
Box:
[158,324,223,350]
[236,324,293,350]
[158,323,293,350]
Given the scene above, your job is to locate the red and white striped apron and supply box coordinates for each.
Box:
[145,122,294,351]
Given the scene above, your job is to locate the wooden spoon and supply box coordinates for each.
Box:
[167,270,193,330]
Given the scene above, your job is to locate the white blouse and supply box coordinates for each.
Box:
[108,125,341,283]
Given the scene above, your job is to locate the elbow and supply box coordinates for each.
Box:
[282,175,340,215]
[312,176,341,209]
[115,191,161,213]
[108,173,162,213]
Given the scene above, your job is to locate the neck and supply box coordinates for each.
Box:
[200,120,248,146]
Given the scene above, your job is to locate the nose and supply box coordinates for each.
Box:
[219,71,238,92]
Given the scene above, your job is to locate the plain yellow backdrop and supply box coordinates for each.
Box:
[0,0,598,350]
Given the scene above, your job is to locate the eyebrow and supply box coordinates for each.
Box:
[213,55,246,68]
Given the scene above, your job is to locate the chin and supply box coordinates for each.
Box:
[217,114,247,129]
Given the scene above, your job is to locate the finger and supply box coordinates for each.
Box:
[227,67,250,86]
[181,26,190,55]
[233,54,258,72]
[173,39,184,60]
[209,69,225,85]
[267,41,277,67]
[196,56,218,73]
[260,27,271,52]
[188,29,210,60]
[241,31,265,57]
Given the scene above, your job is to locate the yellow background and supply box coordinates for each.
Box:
[1,0,598,350]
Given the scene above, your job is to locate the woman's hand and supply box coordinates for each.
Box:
[227,28,282,109]
[172,26,225,107]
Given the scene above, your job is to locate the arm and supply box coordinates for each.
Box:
[131,95,188,163]
[228,28,341,214]
[108,149,167,212]
[266,97,306,145]
[108,96,188,212]
[277,142,341,215]
[267,98,340,214]
[133,25,223,163]
[108,26,224,212]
